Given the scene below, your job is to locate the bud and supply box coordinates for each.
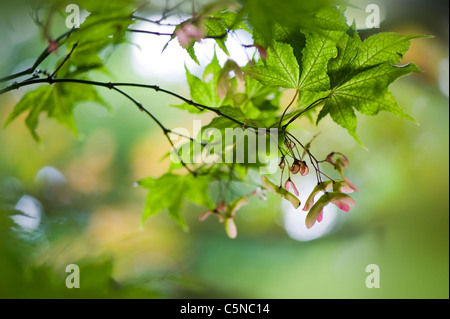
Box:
[254,44,267,59]
[175,23,205,48]
[47,40,59,54]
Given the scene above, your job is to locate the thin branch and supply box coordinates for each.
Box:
[50,42,78,78]
[126,28,228,40]
[281,95,330,131]
[278,89,299,130]
[114,87,198,175]
[127,28,174,36]
[132,15,180,26]
[285,131,335,183]
[0,29,74,83]
[1,78,261,132]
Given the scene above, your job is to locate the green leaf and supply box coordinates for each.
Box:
[5,83,105,141]
[318,32,425,142]
[186,45,200,65]
[202,115,240,133]
[353,33,428,70]
[138,173,215,230]
[273,24,306,68]
[243,0,333,44]
[184,175,215,209]
[313,6,349,32]
[179,52,225,110]
[138,174,183,225]
[245,40,300,89]
[203,17,229,55]
[64,0,136,72]
[297,30,341,91]
[200,105,247,135]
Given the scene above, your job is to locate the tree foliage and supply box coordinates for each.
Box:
[0,0,427,237]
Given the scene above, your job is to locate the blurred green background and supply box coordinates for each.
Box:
[0,0,448,298]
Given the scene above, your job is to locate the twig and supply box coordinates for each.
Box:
[50,42,78,78]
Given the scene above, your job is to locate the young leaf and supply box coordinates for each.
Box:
[138,174,185,227]
[178,52,225,110]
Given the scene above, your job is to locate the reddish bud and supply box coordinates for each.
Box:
[47,40,58,54]
[254,44,267,59]
[175,23,205,48]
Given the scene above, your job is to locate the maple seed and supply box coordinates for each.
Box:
[225,218,237,239]
[289,161,300,174]
[199,210,214,221]
[299,161,309,176]
[284,178,299,196]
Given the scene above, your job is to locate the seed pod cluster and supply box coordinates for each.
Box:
[289,161,300,174]
[299,161,309,176]
[289,159,309,176]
